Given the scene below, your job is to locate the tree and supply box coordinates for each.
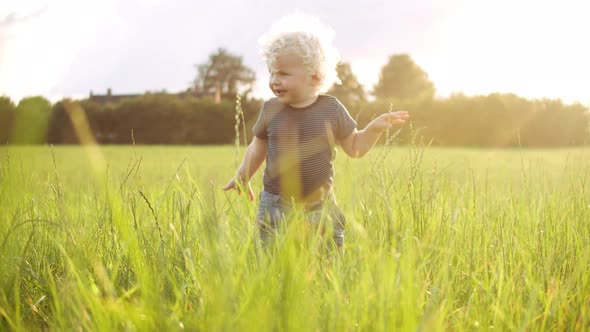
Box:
[0,96,16,144]
[193,48,256,101]
[373,54,435,102]
[0,96,16,112]
[11,96,52,144]
[327,62,366,106]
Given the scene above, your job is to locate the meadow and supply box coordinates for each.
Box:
[0,144,589,331]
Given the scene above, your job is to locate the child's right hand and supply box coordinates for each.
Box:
[222,177,255,201]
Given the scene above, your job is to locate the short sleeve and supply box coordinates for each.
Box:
[252,102,268,139]
[334,99,357,139]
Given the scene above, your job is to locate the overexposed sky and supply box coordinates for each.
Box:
[1,0,589,104]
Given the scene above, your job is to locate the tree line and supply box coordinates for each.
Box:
[1,50,588,147]
[0,94,262,145]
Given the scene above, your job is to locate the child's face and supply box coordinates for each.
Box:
[268,54,319,108]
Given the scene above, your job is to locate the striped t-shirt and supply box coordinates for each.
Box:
[253,95,357,200]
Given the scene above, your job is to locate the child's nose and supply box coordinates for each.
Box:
[269,74,279,85]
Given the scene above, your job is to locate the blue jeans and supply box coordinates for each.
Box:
[257,190,346,247]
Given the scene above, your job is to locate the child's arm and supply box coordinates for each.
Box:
[339,111,409,158]
[222,136,267,200]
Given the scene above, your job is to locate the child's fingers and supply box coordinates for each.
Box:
[388,111,409,119]
[386,112,409,125]
[222,179,235,191]
[388,119,406,126]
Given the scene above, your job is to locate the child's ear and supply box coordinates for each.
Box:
[311,74,321,86]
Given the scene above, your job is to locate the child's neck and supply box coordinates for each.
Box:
[289,94,319,108]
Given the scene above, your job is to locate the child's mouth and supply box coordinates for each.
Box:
[274,90,286,97]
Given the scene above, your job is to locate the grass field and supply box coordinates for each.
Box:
[1,145,589,331]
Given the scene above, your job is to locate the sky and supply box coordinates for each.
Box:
[1,0,589,105]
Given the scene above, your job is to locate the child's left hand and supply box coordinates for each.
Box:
[367,111,410,133]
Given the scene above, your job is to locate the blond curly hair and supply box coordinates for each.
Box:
[258,12,341,93]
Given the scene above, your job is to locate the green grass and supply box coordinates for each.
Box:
[1,145,589,331]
